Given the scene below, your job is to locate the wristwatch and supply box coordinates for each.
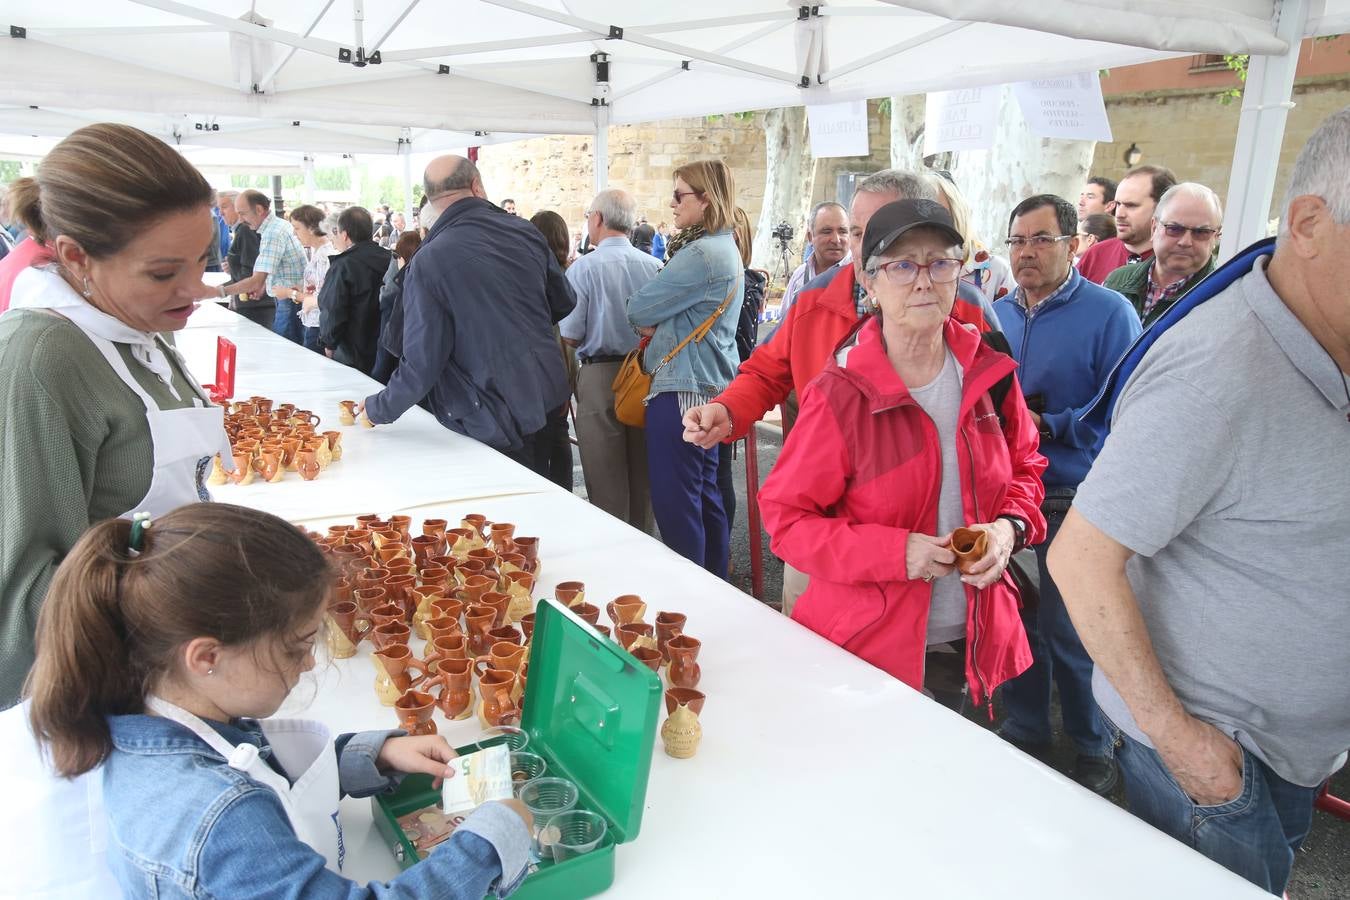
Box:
[997,514,1028,554]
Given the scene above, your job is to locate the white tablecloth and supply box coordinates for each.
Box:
[179,305,1264,899]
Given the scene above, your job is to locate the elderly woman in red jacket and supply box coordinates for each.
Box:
[759,200,1047,710]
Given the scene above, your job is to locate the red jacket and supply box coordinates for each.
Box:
[716,265,989,441]
[758,316,1048,706]
[1076,237,1152,285]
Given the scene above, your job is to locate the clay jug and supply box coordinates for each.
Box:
[606,594,647,627]
[323,430,343,461]
[422,518,448,538]
[453,558,486,586]
[280,438,302,471]
[661,688,705,759]
[487,625,523,647]
[337,400,357,425]
[325,601,369,659]
[632,646,663,674]
[429,596,465,623]
[571,602,602,628]
[520,613,536,643]
[666,634,702,689]
[477,668,520,728]
[369,602,406,629]
[474,640,527,676]
[228,450,255,485]
[428,657,474,720]
[309,436,332,469]
[329,575,353,606]
[353,586,387,615]
[411,585,449,640]
[420,564,452,591]
[411,534,444,569]
[328,524,354,541]
[460,514,488,542]
[554,581,585,608]
[949,527,988,575]
[446,528,477,559]
[655,611,687,662]
[425,633,469,672]
[497,552,528,576]
[295,448,320,482]
[395,689,438,736]
[251,450,283,483]
[371,644,426,706]
[467,546,498,571]
[425,616,464,646]
[464,606,496,657]
[502,571,535,624]
[480,591,511,628]
[388,514,412,539]
[329,544,365,573]
[488,522,516,551]
[457,574,495,607]
[511,536,539,571]
[372,620,411,651]
[386,573,419,620]
[616,622,656,652]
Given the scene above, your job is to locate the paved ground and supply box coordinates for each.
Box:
[568,410,1349,897]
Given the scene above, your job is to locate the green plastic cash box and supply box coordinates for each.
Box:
[372,597,663,898]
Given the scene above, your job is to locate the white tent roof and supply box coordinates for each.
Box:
[2,0,1346,155]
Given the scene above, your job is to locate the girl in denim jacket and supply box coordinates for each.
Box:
[25,502,532,899]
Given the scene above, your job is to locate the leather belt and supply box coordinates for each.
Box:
[579,354,626,365]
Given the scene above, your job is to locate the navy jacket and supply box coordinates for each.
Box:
[319,239,390,375]
[365,197,575,451]
[994,267,1140,488]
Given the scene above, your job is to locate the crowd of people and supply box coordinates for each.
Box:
[0,103,1345,897]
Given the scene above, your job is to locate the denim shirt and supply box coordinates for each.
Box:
[626,229,744,397]
[103,714,530,899]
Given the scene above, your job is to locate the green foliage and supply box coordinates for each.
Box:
[704,111,757,123]
[1218,53,1249,105]
[0,159,23,182]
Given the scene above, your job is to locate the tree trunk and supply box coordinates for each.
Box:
[752,107,814,278]
[888,95,927,172]
[942,86,1096,249]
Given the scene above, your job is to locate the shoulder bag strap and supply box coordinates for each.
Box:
[651,276,741,376]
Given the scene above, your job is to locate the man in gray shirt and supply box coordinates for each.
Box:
[1049,106,1350,896]
[560,189,661,531]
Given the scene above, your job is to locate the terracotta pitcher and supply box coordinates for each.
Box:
[457,574,495,607]
[606,594,647,626]
[666,634,702,689]
[488,522,516,550]
[251,450,284,483]
[661,688,705,759]
[632,646,663,674]
[446,528,477,559]
[295,448,321,482]
[229,450,255,485]
[371,620,412,650]
[464,605,496,657]
[949,527,988,575]
[554,581,585,608]
[460,514,488,541]
[616,622,656,653]
[323,430,344,461]
[371,644,427,706]
[520,613,536,643]
[412,585,449,640]
[502,571,535,624]
[510,536,539,571]
[326,600,370,659]
[389,514,412,538]
[329,575,354,606]
[422,518,448,538]
[369,602,406,629]
[411,534,444,569]
[353,585,388,615]
[420,564,452,591]
[338,400,358,425]
[308,437,332,470]
[429,595,465,623]
[487,625,523,648]
[571,602,602,628]
[474,640,527,676]
[655,611,687,663]
[480,591,511,628]
[386,573,419,620]
[425,633,469,673]
[394,689,438,736]
[427,657,474,720]
[477,668,521,728]
[425,616,464,647]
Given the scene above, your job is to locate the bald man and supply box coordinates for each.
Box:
[362,156,576,481]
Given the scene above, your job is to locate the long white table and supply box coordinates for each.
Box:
[180,305,1265,899]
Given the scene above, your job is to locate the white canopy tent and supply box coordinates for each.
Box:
[1,1,1346,249]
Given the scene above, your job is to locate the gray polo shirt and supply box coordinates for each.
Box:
[560,236,661,360]
[1074,255,1350,788]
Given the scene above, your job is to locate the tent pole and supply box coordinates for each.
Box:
[402,141,415,225]
[302,155,316,204]
[1219,0,1309,260]
[593,106,609,194]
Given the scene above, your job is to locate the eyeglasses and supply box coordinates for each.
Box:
[672,190,700,203]
[1005,235,1074,249]
[1159,221,1218,240]
[870,258,963,285]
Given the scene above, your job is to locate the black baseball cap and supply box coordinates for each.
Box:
[862,199,964,266]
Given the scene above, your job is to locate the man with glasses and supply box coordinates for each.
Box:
[1104,183,1221,327]
[992,194,1140,795]
[1078,165,1177,284]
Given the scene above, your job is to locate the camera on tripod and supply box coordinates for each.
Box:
[771,222,794,244]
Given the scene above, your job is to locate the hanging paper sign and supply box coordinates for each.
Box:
[1011,73,1114,142]
[924,86,1001,154]
[807,101,870,159]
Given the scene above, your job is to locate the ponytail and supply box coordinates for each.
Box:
[27,503,331,778]
[6,177,44,244]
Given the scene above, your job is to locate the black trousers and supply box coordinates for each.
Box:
[501,406,572,491]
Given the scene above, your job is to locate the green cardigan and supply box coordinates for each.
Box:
[1102,256,1216,328]
[0,311,201,707]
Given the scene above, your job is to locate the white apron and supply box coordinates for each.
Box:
[145,697,345,873]
[1,270,235,897]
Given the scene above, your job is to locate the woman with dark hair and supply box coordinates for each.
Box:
[1076,213,1117,261]
[529,210,577,492]
[284,204,334,353]
[0,123,232,708]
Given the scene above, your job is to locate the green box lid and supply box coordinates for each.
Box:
[521,598,662,844]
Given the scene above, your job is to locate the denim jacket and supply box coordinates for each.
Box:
[103,714,530,899]
[626,229,744,397]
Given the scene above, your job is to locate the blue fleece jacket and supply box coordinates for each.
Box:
[994,267,1140,488]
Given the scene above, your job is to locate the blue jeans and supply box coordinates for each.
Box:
[1111,720,1317,895]
[646,392,729,579]
[998,515,1109,755]
[272,298,305,344]
[302,325,322,354]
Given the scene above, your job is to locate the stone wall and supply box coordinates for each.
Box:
[473,79,1350,251]
[1090,77,1350,220]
